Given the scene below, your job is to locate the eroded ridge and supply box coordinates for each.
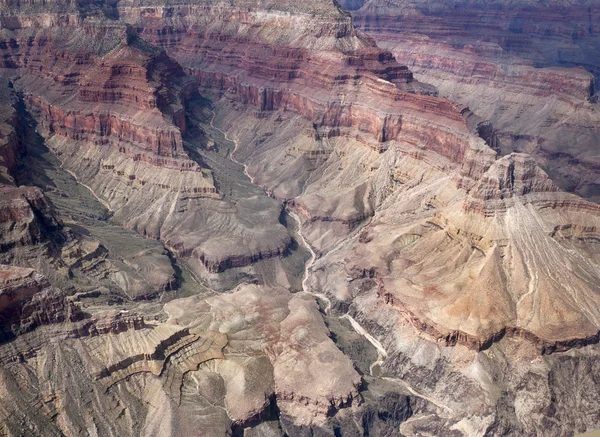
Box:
[89,325,228,400]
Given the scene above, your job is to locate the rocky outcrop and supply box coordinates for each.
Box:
[0,82,64,255]
[166,285,362,425]
[0,0,599,435]
[464,153,559,214]
[0,285,360,435]
[0,78,177,299]
[345,288,600,436]
[0,265,80,341]
[89,324,228,399]
[372,274,600,354]
[0,185,62,252]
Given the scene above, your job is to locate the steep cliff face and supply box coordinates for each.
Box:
[0,77,178,299]
[2,18,212,193]
[0,265,80,341]
[116,0,600,354]
[0,83,62,255]
[185,44,600,435]
[341,0,600,201]
[0,185,62,252]
[117,0,499,187]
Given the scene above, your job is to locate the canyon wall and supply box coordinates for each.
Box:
[342,0,600,200]
[0,2,291,275]
[0,75,179,299]
[119,0,600,378]
[0,0,599,435]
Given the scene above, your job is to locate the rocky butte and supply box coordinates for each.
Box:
[0,0,598,435]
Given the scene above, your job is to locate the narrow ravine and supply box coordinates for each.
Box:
[209,111,256,184]
[382,376,455,414]
[290,209,387,377]
[58,161,113,212]
[18,103,205,301]
[340,314,388,375]
[286,211,334,312]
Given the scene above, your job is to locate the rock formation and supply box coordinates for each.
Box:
[0,77,177,299]
[0,265,80,341]
[0,1,290,277]
[0,284,363,435]
[0,0,599,435]
[114,0,600,431]
[340,0,600,201]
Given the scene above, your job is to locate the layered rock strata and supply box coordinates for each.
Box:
[117,0,502,206]
[341,0,600,200]
[0,1,290,274]
[0,83,62,256]
[203,85,600,434]
[0,285,361,435]
[111,0,600,356]
[0,0,599,435]
[213,94,600,349]
[0,265,79,342]
[0,77,176,299]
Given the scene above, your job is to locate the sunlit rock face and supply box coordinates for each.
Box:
[120,0,600,350]
[0,0,599,435]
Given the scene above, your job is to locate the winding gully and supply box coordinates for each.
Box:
[208,106,390,378]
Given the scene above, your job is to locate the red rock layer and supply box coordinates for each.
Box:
[118,1,496,182]
[0,8,296,274]
[113,0,600,351]
[0,0,489,276]
[0,21,196,160]
[343,0,600,78]
[25,94,197,169]
[340,0,600,200]
[0,84,64,253]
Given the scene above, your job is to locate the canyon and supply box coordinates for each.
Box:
[0,0,599,435]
